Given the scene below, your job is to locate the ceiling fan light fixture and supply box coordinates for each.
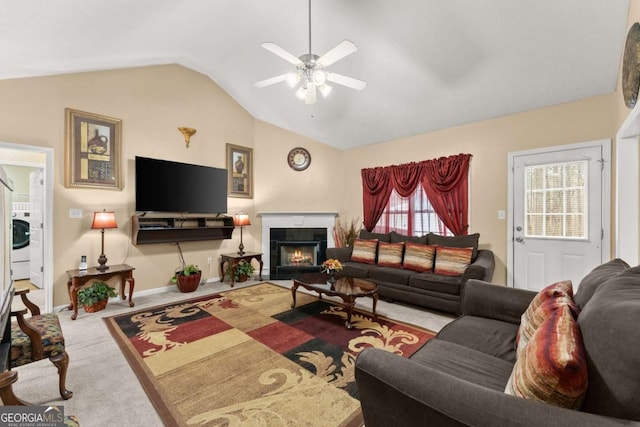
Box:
[295,86,307,100]
[312,69,326,86]
[255,0,366,103]
[318,83,332,98]
[305,83,317,105]
[286,72,300,88]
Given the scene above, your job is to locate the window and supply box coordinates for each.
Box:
[374,187,452,236]
[525,161,587,239]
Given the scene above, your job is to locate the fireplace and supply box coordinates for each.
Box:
[258,212,337,280]
[280,243,318,266]
[270,228,327,279]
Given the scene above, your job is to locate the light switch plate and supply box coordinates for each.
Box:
[69,208,82,219]
[498,210,506,220]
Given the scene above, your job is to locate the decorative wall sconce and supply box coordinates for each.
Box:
[178,127,197,148]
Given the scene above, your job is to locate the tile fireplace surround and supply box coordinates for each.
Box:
[258,212,338,278]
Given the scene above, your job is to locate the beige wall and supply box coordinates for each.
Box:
[253,120,344,213]
[341,94,618,284]
[0,65,340,306]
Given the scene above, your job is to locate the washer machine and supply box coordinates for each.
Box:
[11,210,30,280]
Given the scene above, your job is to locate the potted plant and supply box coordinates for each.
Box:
[77,281,117,313]
[172,264,202,293]
[170,244,202,293]
[233,260,255,282]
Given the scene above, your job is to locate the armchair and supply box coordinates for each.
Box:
[8,288,72,401]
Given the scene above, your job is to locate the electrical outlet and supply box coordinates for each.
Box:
[207,257,212,265]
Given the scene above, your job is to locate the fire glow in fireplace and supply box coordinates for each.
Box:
[281,244,318,266]
[270,228,327,279]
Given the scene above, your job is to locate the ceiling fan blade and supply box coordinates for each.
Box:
[326,72,367,91]
[260,42,302,66]
[317,40,357,67]
[254,74,289,88]
[305,83,317,105]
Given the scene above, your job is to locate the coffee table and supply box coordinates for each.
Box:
[291,272,379,329]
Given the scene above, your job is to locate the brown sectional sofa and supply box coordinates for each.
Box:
[326,230,495,315]
[355,259,640,426]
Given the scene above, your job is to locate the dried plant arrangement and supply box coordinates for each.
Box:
[333,217,362,247]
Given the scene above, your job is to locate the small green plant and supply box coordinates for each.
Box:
[181,264,200,275]
[171,264,201,283]
[233,260,255,280]
[78,281,117,306]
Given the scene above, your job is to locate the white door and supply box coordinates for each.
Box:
[29,170,44,288]
[511,143,607,292]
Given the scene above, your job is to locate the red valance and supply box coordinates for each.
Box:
[361,153,472,235]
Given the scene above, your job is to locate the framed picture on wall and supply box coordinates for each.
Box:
[226,143,253,198]
[64,108,123,190]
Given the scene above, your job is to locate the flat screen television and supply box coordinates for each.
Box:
[135,156,228,214]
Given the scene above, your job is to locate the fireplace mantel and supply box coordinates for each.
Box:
[258,212,338,277]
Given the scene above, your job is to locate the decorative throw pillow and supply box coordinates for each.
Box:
[377,241,404,268]
[516,296,579,359]
[402,242,436,272]
[350,238,378,265]
[433,246,473,276]
[516,280,573,347]
[505,304,588,409]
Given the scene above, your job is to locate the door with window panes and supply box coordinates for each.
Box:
[512,146,603,292]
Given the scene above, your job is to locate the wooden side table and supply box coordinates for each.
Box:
[219,252,263,286]
[66,264,135,320]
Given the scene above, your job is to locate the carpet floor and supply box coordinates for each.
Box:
[105,283,435,426]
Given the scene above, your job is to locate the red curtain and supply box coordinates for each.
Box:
[361,167,393,231]
[391,162,423,196]
[421,154,472,235]
[361,153,472,235]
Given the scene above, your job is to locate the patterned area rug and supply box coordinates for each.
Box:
[105,283,435,426]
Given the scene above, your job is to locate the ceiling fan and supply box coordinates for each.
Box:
[254,0,367,105]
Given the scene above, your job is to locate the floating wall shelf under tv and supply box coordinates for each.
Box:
[131,214,234,245]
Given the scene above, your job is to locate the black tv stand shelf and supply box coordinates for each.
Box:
[132,214,234,245]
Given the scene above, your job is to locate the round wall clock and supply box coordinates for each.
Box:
[287,147,311,171]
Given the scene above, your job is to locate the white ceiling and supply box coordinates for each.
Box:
[0,0,629,149]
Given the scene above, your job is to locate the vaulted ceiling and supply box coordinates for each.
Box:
[0,0,629,149]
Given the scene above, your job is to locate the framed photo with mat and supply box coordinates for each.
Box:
[226,143,253,199]
[65,108,123,190]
